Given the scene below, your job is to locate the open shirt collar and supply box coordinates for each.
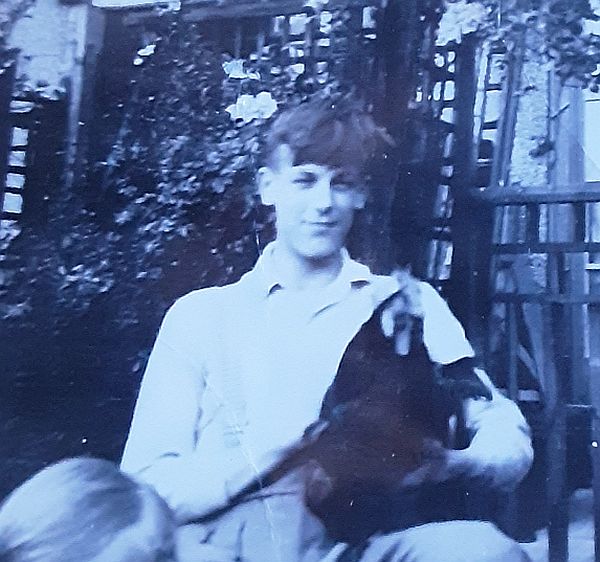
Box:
[254,241,372,298]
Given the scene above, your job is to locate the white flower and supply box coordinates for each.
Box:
[436,0,490,46]
[460,2,489,34]
[137,44,156,57]
[226,94,253,123]
[287,63,306,78]
[134,43,156,66]
[222,59,261,80]
[254,91,278,119]
[225,92,278,124]
[223,59,246,78]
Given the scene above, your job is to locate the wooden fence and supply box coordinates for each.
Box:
[481,188,600,562]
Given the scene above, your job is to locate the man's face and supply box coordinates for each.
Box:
[259,145,366,261]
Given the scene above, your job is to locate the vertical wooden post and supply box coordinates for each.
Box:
[507,301,519,400]
[447,36,480,334]
[546,301,570,562]
[550,81,588,404]
[588,265,600,562]
[369,0,423,273]
[376,0,420,129]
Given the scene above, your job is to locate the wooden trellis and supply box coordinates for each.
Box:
[2,97,66,222]
[479,189,600,562]
[463,24,600,562]
[95,0,489,286]
[0,63,18,222]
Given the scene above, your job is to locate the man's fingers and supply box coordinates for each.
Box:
[421,438,446,459]
[394,320,412,356]
[304,461,334,505]
[380,306,396,338]
[379,271,424,356]
[391,269,423,316]
[401,464,436,488]
[391,267,413,291]
[401,443,474,488]
[401,440,447,487]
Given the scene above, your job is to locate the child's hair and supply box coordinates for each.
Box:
[263,96,391,173]
[0,458,175,562]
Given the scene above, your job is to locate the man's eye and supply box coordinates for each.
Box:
[294,175,316,186]
[332,182,353,192]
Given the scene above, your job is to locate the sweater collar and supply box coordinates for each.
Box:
[253,241,372,297]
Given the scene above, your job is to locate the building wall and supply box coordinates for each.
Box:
[6,0,105,186]
[8,0,86,99]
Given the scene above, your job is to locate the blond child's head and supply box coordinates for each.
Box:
[0,458,176,562]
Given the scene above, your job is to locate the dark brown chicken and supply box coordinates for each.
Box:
[192,289,492,544]
[300,290,491,543]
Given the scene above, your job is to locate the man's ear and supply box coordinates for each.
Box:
[257,166,276,206]
[352,188,367,210]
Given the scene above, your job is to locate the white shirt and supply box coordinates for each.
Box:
[121,244,532,521]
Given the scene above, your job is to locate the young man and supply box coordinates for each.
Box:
[121,98,533,561]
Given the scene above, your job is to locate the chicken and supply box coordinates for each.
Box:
[193,289,491,544]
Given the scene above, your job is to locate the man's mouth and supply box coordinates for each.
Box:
[306,221,338,227]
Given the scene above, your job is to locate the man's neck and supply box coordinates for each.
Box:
[271,244,344,291]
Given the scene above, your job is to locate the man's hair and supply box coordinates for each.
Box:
[263,96,390,173]
[0,458,174,562]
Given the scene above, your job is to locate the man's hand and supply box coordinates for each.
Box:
[401,438,524,492]
[400,439,472,487]
[380,268,424,356]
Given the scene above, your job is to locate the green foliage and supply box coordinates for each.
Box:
[93,15,346,327]
[543,0,600,89]
[0,9,375,488]
[0,11,351,368]
[439,0,600,90]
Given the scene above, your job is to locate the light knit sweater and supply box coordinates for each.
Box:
[121,244,533,521]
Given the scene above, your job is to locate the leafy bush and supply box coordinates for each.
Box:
[438,0,600,90]
[1,11,353,368]
[0,9,362,493]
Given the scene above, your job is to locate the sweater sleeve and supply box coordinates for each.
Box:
[120,293,230,521]
[419,282,475,364]
[462,369,534,489]
[419,283,533,488]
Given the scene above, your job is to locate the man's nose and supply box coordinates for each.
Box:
[311,178,334,210]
